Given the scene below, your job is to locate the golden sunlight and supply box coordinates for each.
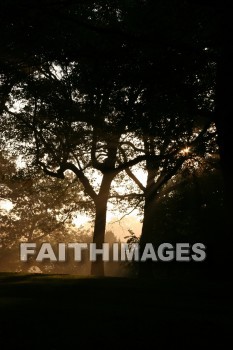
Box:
[180,146,191,155]
[0,200,13,211]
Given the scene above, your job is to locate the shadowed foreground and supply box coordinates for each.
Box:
[0,273,232,348]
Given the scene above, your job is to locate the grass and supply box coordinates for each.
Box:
[0,272,232,348]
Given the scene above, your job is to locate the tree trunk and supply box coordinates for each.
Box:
[140,193,157,249]
[139,194,158,278]
[138,156,186,278]
[215,46,233,213]
[91,174,113,276]
[214,7,233,273]
[139,165,159,278]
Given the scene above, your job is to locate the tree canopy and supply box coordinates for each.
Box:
[0,0,229,276]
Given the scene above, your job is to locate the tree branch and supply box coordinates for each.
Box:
[117,148,145,192]
[91,129,105,171]
[109,193,143,199]
[110,198,143,224]
[38,161,97,201]
[120,141,145,153]
[125,167,146,192]
[61,162,97,201]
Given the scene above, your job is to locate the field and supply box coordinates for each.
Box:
[0,273,232,348]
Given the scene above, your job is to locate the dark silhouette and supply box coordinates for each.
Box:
[0,2,232,348]
[0,1,231,278]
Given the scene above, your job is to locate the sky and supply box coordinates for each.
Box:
[73,212,142,241]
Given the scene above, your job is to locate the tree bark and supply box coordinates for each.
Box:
[139,165,159,278]
[212,4,233,274]
[138,153,186,278]
[214,41,233,272]
[91,173,113,276]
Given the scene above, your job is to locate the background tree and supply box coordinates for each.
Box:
[0,151,94,271]
[118,115,217,274]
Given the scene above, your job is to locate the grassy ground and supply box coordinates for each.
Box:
[0,272,232,349]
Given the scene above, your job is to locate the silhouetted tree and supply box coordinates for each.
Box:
[0,0,226,277]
